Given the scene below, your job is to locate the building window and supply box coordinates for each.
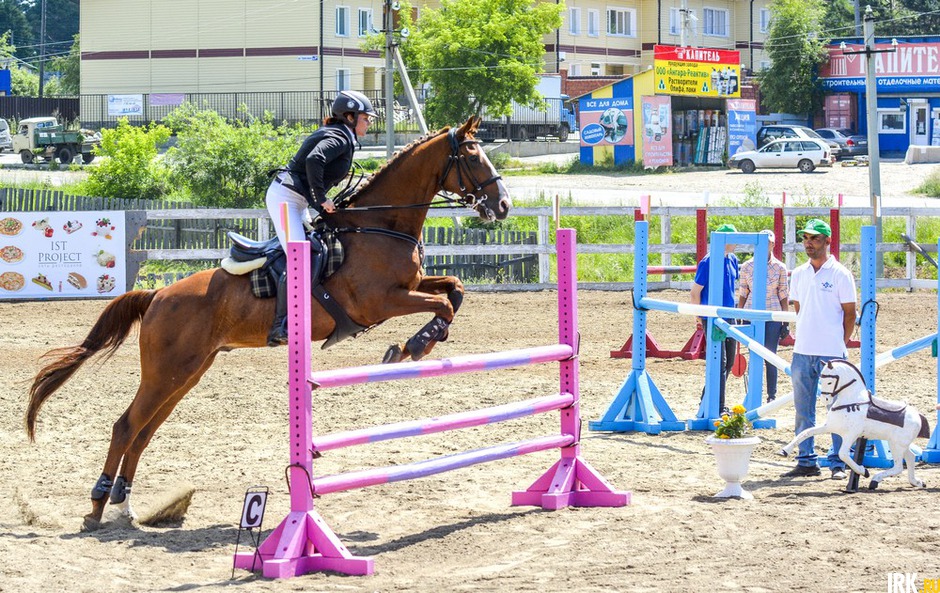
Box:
[588,10,599,36]
[669,7,696,36]
[358,8,373,37]
[759,8,771,33]
[703,8,729,37]
[336,69,351,91]
[569,7,581,35]
[336,6,349,37]
[569,63,582,76]
[759,60,771,70]
[607,8,636,37]
[878,109,906,134]
[591,62,601,76]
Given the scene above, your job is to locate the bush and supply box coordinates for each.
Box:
[79,119,172,200]
[162,104,306,208]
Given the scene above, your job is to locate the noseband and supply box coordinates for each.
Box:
[439,129,503,214]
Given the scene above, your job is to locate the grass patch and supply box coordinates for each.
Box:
[914,167,940,197]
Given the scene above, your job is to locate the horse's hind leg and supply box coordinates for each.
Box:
[84,350,218,530]
[903,445,925,488]
[108,353,220,523]
[869,439,908,489]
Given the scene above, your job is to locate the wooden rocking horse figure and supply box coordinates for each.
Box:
[778,359,930,489]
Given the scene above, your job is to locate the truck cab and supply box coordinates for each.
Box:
[13,116,101,164]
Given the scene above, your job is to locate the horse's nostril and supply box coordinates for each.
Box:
[499,198,512,212]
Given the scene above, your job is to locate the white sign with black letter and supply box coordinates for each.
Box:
[240,490,267,529]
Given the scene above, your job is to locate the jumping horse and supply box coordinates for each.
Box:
[778,359,930,489]
[26,117,511,530]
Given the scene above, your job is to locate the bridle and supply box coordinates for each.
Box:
[325,127,505,248]
[438,129,503,217]
[819,360,867,411]
[334,128,503,217]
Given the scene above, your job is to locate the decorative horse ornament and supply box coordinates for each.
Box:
[26,117,511,530]
[778,359,930,489]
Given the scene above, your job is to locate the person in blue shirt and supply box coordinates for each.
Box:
[690,223,739,414]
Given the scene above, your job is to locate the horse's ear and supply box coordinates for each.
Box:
[457,117,477,140]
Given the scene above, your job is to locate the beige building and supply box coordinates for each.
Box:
[80,0,771,120]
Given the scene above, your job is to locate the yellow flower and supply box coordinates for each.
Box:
[731,404,747,415]
[721,414,729,422]
[719,434,730,439]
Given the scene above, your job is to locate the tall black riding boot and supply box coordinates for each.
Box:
[267,272,289,346]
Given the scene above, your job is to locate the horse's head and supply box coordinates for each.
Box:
[439,117,512,222]
[819,359,866,408]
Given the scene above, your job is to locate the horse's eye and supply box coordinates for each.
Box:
[469,154,481,163]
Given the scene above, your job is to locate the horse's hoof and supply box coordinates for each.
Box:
[864,468,870,478]
[382,344,403,364]
[81,515,103,532]
[869,480,879,490]
[777,449,788,457]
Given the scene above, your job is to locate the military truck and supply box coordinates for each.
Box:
[13,117,101,164]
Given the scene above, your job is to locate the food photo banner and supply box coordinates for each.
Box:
[0,211,127,300]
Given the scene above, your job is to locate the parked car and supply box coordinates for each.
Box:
[728,138,833,173]
[0,118,11,152]
[757,125,842,160]
[815,127,868,158]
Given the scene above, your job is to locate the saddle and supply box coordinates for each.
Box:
[222,227,371,349]
[834,391,931,438]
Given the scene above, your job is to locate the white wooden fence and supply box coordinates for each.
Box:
[135,205,939,291]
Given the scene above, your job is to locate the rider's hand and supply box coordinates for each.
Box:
[321,199,336,213]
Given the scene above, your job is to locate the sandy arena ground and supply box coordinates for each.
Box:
[2,287,939,593]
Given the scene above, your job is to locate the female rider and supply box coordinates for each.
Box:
[265,90,377,346]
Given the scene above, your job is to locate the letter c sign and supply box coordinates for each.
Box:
[240,491,267,529]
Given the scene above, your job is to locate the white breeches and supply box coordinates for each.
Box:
[265,178,310,252]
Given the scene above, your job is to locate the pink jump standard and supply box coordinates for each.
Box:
[234,228,629,578]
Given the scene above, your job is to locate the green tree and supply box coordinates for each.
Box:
[22,0,78,59]
[162,104,303,208]
[399,0,562,128]
[758,0,828,115]
[47,32,77,95]
[81,119,173,201]
[0,0,32,53]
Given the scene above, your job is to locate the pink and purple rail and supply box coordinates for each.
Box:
[234,227,629,579]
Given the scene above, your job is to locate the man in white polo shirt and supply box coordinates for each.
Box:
[783,218,857,479]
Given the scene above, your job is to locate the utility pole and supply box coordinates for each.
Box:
[680,0,688,47]
[384,0,396,158]
[38,0,46,97]
[854,0,862,36]
[842,5,896,276]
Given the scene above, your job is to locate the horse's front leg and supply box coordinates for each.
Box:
[381,276,463,363]
[778,424,829,457]
[836,431,869,478]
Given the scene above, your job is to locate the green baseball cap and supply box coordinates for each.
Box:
[797,218,832,238]
[714,223,737,233]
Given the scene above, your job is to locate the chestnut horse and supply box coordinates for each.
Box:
[26,117,511,530]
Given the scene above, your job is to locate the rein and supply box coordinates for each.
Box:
[326,128,501,245]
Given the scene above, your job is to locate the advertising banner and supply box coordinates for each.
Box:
[108,94,144,117]
[654,45,741,98]
[820,42,940,92]
[640,95,673,167]
[578,96,634,147]
[0,211,126,300]
[727,99,758,158]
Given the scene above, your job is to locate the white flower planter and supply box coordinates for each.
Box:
[705,435,760,500]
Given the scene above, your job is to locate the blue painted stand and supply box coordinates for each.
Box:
[589,221,685,434]
[919,237,940,463]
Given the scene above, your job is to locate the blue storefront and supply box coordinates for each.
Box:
[820,37,940,155]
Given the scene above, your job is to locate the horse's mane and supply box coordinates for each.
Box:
[350,126,451,197]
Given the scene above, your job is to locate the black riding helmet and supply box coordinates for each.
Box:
[331,90,379,121]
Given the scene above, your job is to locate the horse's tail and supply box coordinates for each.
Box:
[26,289,159,442]
[918,414,931,440]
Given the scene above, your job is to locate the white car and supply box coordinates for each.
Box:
[728,138,833,174]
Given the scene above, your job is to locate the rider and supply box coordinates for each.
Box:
[265,90,378,346]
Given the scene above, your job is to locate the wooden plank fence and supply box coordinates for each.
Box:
[0,187,538,286]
